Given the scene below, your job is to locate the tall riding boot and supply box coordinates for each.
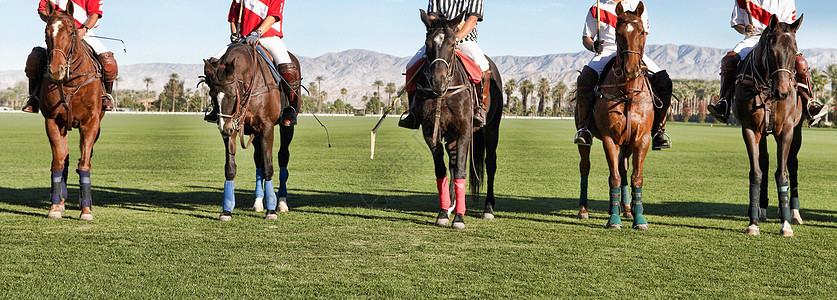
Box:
[650,70,673,150]
[708,52,740,123]
[98,52,118,111]
[795,54,824,122]
[22,47,47,113]
[204,58,221,122]
[398,92,421,129]
[473,71,490,128]
[278,63,301,126]
[573,66,598,146]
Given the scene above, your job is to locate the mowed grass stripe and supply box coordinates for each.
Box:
[1,114,835,298]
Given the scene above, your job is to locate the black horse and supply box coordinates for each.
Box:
[414,10,503,229]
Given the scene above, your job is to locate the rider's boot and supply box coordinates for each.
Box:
[650,70,673,150]
[204,58,221,122]
[708,52,740,123]
[398,92,421,129]
[795,54,825,122]
[22,47,47,114]
[574,66,598,146]
[278,63,301,126]
[99,52,118,111]
[473,71,490,128]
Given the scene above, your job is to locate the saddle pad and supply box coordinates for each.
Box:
[405,52,482,94]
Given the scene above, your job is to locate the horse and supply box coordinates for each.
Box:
[38,2,106,221]
[414,10,503,229]
[576,2,653,230]
[734,15,805,237]
[202,42,301,221]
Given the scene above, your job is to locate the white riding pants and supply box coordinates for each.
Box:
[39,29,109,54]
[732,35,761,60]
[212,36,292,65]
[587,49,662,75]
[407,40,490,72]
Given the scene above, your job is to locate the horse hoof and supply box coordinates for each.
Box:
[47,211,62,219]
[623,212,633,219]
[633,224,648,231]
[745,225,760,235]
[578,211,589,220]
[253,197,264,212]
[435,218,450,227]
[780,221,794,237]
[606,223,622,230]
[265,210,278,220]
[482,212,495,220]
[79,214,94,221]
[451,222,465,230]
[278,199,289,212]
[791,209,803,225]
[219,211,232,222]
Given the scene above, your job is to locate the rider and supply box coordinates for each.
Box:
[23,0,118,113]
[574,0,673,150]
[205,0,301,126]
[398,0,491,129]
[708,0,823,123]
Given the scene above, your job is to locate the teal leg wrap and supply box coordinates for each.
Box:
[620,177,630,205]
[631,187,648,226]
[790,186,800,210]
[579,175,588,207]
[778,184,791,222]
[607,187,622,226]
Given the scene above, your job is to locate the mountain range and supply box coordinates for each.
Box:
[2,44,836,106]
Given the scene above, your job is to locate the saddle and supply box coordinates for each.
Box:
[254,45,284,88]
[406,51,483,94]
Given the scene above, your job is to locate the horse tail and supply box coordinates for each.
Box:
[469,129,485,204]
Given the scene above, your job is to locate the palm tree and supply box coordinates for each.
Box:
[385,82,396,107]
[826,64,837,101]
[169,73,180,112]
[144,77,153,107]
[552,82,567,115]
[340,87,348,102]
[504,78,517,108]
[811,68,828,100]
[315,76,324,112]
[372,80,384,104]
[536,78,550,114]
[519,79,534,114]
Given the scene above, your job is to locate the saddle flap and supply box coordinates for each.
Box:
[455,51,482,85]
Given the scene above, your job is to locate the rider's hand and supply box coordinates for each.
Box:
[245,30,262,46]
[593,40,604,55]
[78,26,88,37]
[230,32,242,43]
[745,24,755,34]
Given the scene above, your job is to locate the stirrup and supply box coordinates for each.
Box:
[652,131,672,150]
[573,129,593,147]
[809,102,828,126]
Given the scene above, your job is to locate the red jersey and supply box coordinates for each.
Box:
[228,0,285,38]
[38,0,103,29]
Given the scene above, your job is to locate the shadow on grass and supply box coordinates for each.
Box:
[2,185,835,229]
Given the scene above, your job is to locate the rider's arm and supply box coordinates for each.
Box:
[252,16,278,36]
[733,24,755,35]
[78,14,99,37]
[455,15,478,42]
[582,36,595,53]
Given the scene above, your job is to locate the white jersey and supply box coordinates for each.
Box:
[583,0,650,53]
[731,0,796,35]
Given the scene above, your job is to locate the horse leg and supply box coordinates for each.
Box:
[260,128,279,220]
[276,125,294,212]
[45,119,68,219]
[483,126,499,220]
[76,117,101,221]
[602,138,623,229]
[742,129,762,235]
[432,144,450,227]
[788,123,803,225]
[775,131,794,237]
[577,145,591,219]
[758,137,769,222]
[253,135,266,212]
[450,135,471,230]
[619,146,632,219]
[220,136,238,221]
[631,139,650,231]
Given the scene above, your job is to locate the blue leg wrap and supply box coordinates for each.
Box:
[61,168,68,200]
[76,170,92,208]
[254,168,265,199]
[579,175,588,206]
[50,170,64,205]
[631,187,647,226]
[264,180,277,210]
[607,187,622,226]
[620,177,630,206]
[778,184,791,222]
[222,180,236,212]
[277,167,289,198]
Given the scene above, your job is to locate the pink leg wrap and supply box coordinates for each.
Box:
[454,179,467,215]
[437,177,450,210]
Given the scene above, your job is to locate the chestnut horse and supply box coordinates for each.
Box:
[40,2,106,220]
[415,10,503,229]
[202,43,301,221]
[735,15,805,237]
[576,2,652,230]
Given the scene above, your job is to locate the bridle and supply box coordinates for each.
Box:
[45,15,101,130]
[421,29,460,98]
[739,30,798,99]
[216,46,260,133]
[615,18,646,81]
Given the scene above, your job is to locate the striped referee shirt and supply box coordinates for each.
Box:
[427,0,484,42]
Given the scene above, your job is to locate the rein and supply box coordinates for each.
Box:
[422,46,472,147]
[46,17,102,130]
[217,45,262,149]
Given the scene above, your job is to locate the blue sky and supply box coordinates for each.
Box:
[1,0,836,70]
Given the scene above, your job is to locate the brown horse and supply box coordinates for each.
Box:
[39,2,106,220]
[734,15,804,237]
[203,43,301,221]
[415,10,503,229]
[576,2,652,230]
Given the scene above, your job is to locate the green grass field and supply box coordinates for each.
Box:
[1,113,836,298]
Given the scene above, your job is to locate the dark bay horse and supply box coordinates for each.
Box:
[415,10,503,229]
[39,2,106,220]
[734,15,805,237]
[203,43,301,221]
[576,2,653,230]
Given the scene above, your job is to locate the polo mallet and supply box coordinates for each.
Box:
[745,0,755,36]
[89,36,127,53]
[370,65,423,160]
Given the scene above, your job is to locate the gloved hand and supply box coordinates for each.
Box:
[230,32,242,43]
[245,30,262,46]
[593,40,604,55]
